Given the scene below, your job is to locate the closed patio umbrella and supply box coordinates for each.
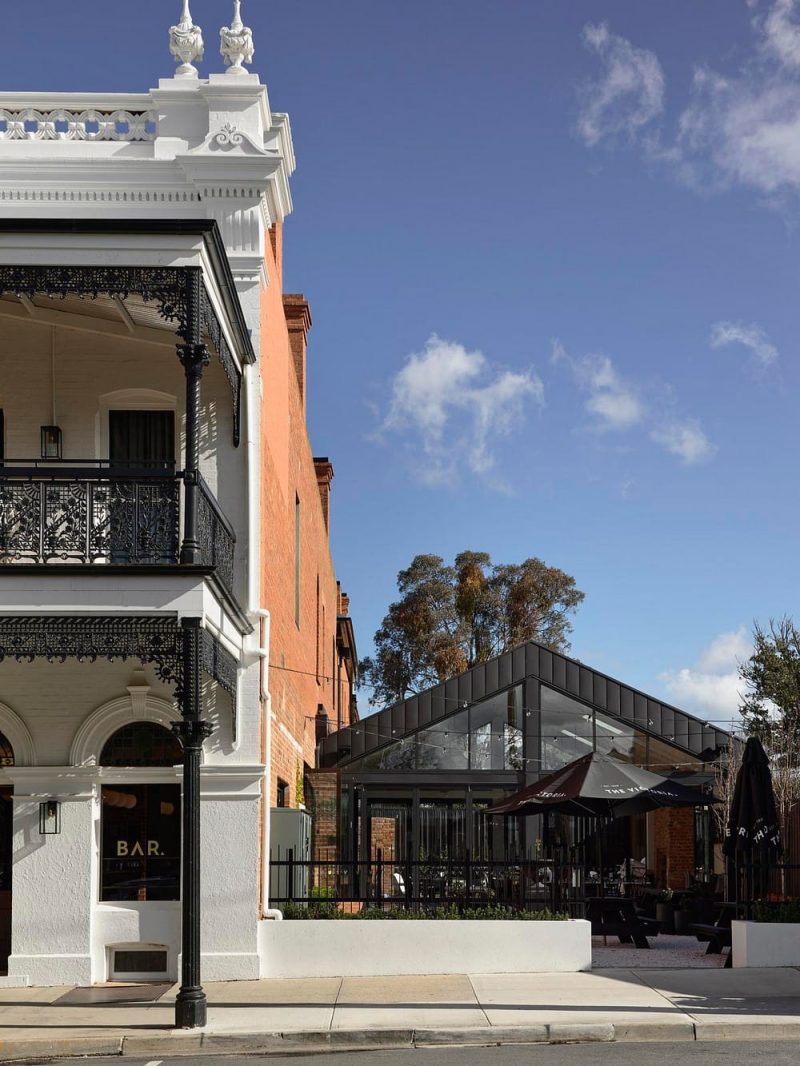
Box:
[723,736,781,858]
[723,736,780,908]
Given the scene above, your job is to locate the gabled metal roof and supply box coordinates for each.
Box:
[317,638,734,769]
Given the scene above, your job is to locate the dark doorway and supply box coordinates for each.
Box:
[109,410,175,471]
[107,411,177,563]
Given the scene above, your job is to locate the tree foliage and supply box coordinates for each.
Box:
[360,551,585,708]
[738,617,800,834]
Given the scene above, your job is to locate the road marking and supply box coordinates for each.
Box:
[143,1060,163,1066]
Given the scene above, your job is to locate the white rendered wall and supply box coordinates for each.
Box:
[0,669,263,986]
[259,920,592,979]
[8,780,94,986]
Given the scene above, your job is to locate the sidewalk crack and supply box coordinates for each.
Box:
[467,974,491,1028]
[330,976,343,1032]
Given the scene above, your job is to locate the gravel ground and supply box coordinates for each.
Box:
[591,933,727,968]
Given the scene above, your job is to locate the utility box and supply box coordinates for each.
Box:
[269,807,311,904]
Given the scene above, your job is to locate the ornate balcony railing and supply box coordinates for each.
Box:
[0,464,236,590]
[197,476,236,593]
[0,467,180,565]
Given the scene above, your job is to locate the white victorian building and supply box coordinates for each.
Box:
[0,2,292,1024]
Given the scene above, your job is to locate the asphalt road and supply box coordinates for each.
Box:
[46,1045,800,1066]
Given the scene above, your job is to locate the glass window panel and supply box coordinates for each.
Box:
[357,736,416,770]
[415,709,469,770]
[469,686,523,770]
[100,723,182,767]
[539,686,594,771]
[100,784,180,901]
[647,735,702,774]
[594,712,647,763]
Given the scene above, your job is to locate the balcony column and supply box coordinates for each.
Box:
[178,269,209,565]
[173,617,214,1029]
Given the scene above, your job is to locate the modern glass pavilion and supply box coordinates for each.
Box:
[313,640,732,888]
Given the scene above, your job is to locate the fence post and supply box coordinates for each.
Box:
[375,847,383,904]
[465,847,471,905]
[288,847,295,903]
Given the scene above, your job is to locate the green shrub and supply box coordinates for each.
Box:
[277,903,570,921]
[752,900,800,924]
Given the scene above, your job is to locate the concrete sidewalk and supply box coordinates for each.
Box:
[3,968,800,1059]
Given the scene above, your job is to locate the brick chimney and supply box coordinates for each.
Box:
[283,293,312,411]
[313,457,334,532]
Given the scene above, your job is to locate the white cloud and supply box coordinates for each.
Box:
[579,3,800,203]
[381,334,543,487]
[577,22,665,146]
[650,419,717,464]
[660,627,752,719]
[553,343,644,431]
[710,320,779,366]
[554,340,715,464]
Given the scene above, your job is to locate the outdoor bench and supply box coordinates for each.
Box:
[690,902,735,967]
[587,896,660,949]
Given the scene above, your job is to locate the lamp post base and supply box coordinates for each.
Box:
[175,987,208,1029]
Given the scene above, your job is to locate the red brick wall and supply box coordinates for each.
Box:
[652,807,695,890]
[259,229,356,810]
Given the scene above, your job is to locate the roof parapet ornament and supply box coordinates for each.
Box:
[169,0,204,78]
[220,0,255,75]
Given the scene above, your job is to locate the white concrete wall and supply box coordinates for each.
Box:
[259,919,592,979]
[732,921,800,968]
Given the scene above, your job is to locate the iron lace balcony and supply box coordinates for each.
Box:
[0,461,235,594]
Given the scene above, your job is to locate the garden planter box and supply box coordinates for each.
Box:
[732,921,800,967]
[259,919,591,978]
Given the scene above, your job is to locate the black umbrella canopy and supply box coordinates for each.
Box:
[723,736,781,858]
[487,751,715,819]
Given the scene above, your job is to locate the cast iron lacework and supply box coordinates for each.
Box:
[202,629,238,739]
[201,285,242,447]
[0,616,239,716]
[0,265,191,334]
[0,266,243,447]
[0,477,180,564]
[0,616,183,689]
[197,477,236,592]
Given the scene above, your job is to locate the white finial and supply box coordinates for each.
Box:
[220,0,255,75]
[169,0,204,78]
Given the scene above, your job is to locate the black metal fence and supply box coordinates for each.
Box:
[269,850,591,914]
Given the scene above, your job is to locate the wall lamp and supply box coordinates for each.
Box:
[40,425,63,460]
[39,800,61,835]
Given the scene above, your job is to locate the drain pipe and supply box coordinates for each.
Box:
[256,607,282,920]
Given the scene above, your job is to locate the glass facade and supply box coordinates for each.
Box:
[320,674,716,877]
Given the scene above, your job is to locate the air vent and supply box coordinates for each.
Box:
[110,947,169,981]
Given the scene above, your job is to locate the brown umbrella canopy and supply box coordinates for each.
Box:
[487,751,715,819]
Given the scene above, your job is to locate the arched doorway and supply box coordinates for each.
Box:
[0,730,14,972]
[99,723,182,904]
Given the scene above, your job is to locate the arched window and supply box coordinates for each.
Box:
[0,731,13,767]
[100,722,182,767]
[99,723,181,902]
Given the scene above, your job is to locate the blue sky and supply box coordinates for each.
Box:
[4,1,800,725]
